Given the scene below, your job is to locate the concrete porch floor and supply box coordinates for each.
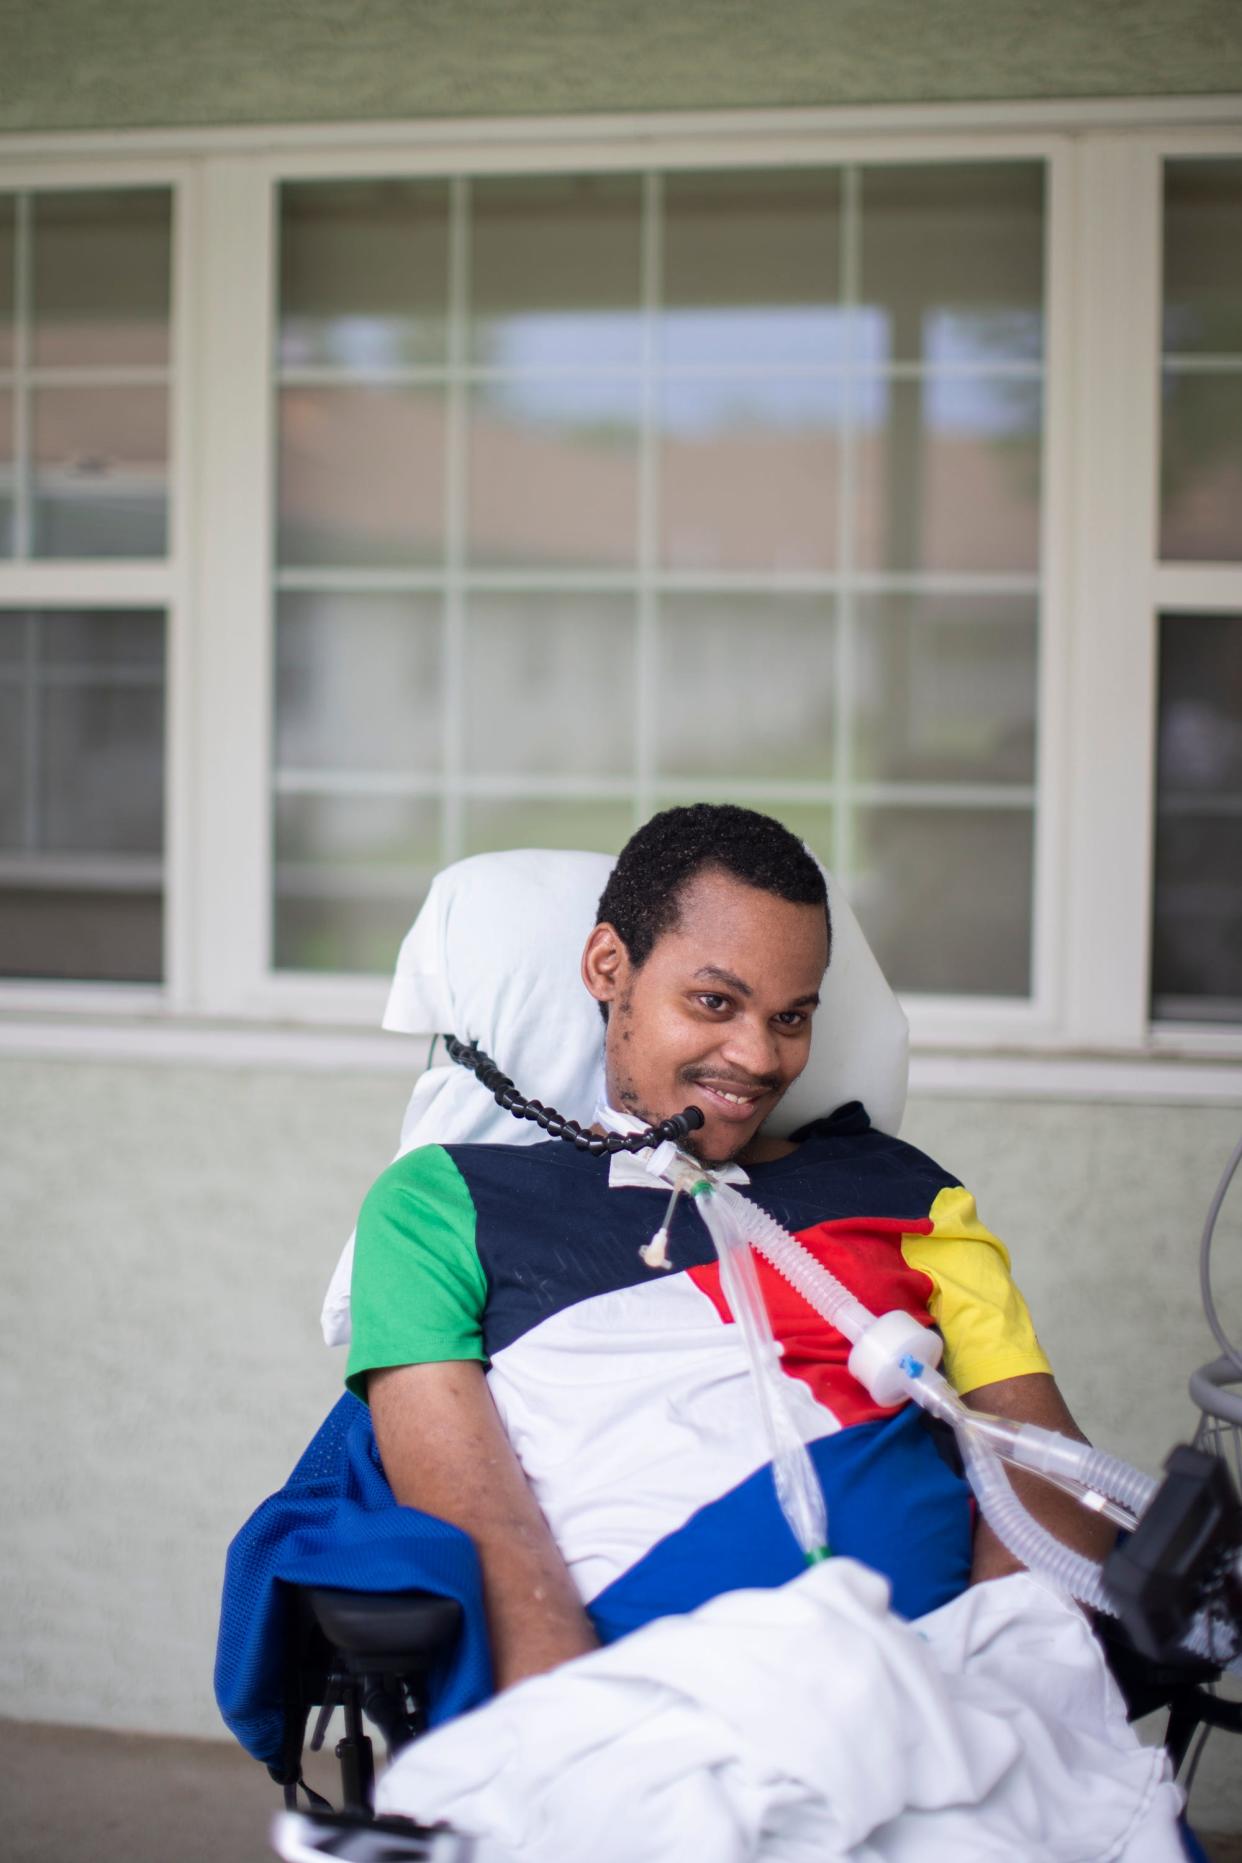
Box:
[1,1719,326,1863]
[3,1717,1241,1863]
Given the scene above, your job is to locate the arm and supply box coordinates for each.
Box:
[963,1370,1118,1585]
[369,1358,599,1690]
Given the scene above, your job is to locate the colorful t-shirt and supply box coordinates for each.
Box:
[346,1105,1051,1640]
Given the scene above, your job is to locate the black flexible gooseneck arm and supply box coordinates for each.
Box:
[443,1035,704,1156]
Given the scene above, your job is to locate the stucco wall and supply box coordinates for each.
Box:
[3,1053,1240,1822]
[5,0,1241,134]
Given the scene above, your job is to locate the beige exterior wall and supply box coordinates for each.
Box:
[3,1053,1240,1821]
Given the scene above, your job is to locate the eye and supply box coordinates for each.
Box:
[774,1010,810,1029]
[695,992,731,1013]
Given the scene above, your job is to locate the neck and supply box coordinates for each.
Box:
[737,1132,799,1164]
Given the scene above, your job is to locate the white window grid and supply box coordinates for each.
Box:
[271,167,1042,914]
[0,109,1236,1070]
[1154,154,1242,1035]
[0,158,192,1008]
[0,188,174,943]
[0,187,174,561]
[0,607,165,900]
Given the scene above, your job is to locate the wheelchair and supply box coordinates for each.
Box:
[215,847,1241,1855]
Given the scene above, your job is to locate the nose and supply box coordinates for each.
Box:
[718,1012,782,1084]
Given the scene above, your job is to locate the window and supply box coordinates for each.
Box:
[269,162,1046,999]
[1,111,1239,1065]
[0,182,174,986]
[1152,155,1242,1029]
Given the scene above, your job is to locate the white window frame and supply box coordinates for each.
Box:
[0,100,1240,1089]
[0,153,197,1012]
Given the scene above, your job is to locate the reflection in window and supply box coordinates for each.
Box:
[0,609,165,981]
[859,163,1044,365]
[469,174,643,369]
[854,804,1034,997]
[466,379,640,570]
[0,188,172,561]
[857,374,1041,575]
[1152,613,1242,1023]
[463,596,636,776]
[661,169,841,366]
[278,386,447,568]
[1160,159,1242,563]
[279,179,450,370]
[852,594,1037,787]
[271,163,1045,993]
[659,376,842,571]
[655,596,836,781]
[273,794,441,975]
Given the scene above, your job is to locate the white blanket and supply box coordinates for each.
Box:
[376,1562,1185,1862]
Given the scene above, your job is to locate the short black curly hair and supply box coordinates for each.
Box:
[595,804,830,990]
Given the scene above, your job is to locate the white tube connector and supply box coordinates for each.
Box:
[848,1310,944,1408]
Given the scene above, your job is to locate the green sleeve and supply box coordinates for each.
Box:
[345,1144,488,1401]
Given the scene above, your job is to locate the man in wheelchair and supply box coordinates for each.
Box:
[354,804,1109,1688]
[245,804,1205,1860]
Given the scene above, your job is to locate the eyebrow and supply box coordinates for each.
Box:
[693,966,821,1010]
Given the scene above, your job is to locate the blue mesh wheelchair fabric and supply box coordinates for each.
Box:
[214,1393,492,1767]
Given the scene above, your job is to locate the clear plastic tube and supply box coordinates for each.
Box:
[953,1412,1156,1526]
[957,1429,1117,1614]
[694,1182,829,1562]
[704,1179,1157,1614]
[712,1181,875,1345]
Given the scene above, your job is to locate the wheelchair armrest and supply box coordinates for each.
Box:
[1093,1612,1221,1723]
[302,1588,463,1676]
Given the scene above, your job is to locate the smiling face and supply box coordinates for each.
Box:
[581,864,829,1165]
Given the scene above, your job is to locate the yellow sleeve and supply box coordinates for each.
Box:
[900,1185,1052,1396]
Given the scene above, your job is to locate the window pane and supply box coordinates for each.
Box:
[655,595,836,780]
[852,593,1037,784]
[0,389,12,556]
[32,385,168,557]
[463,595,635,776]
[1159,370,1242,562]
[0,195,13,368]
[42,684,163,852]
[0,608,165,982]
[857,374,1041,574]
[859,163,1044,365]
[32,188,171,369]
[660,376,841,571]
[462,796,633,858]
[661,169,842,367]
[277,385,447,567]
[466,378,639,569]
[1152,613,1242,1023]
[0,683,23,841]
[279,179,450,370]
[275,592,443,774]
[1163,158,1242,355]
[273,794,440,973]
[469,174,642,370]
[854,805,1033,996]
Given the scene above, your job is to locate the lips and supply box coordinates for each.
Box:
[691,1079,772,1120]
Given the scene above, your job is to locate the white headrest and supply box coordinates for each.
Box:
[380,848,619,1154]
[320,846,908,1346]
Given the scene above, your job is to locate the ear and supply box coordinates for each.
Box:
[581,921,631,1009]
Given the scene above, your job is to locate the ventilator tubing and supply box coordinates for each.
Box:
[694,1182,829,1563]
[702,1178,1164,1616]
